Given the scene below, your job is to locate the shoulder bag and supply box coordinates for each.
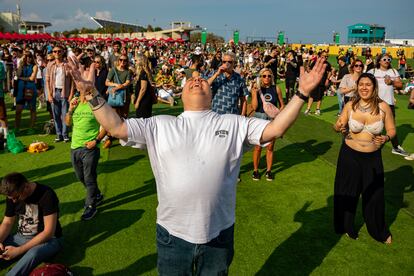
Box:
[107,69,126,107]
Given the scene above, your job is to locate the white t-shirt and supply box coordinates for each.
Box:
[339,74,357,98]
[368,68,399,105]
[55,65,65,89]
[121,110,269,243]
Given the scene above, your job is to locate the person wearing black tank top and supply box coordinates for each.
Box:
[250,68,284,181]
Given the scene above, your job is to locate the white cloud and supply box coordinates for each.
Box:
[50,9,95,31]
[23,12,41,21]
[95,11,112,20]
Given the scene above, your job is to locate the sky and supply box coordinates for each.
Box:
[1,0,413,43]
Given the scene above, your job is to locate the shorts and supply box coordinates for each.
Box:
[158,89,173,100]
[0,98,6,120]
[310,86,325,101]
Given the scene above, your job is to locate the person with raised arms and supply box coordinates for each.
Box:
[66,53,326,275]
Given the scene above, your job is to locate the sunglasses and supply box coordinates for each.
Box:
[354,64,363,68]
[94,60,100,63]
[119,59,128,62]
[261,75,272,78]
[47,59,54,61]
[382,58,391,62]
[222,60,233,64]
[52,50,62,53]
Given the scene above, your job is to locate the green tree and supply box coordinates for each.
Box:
[154,27,163,32]
[120,24,126,33]
[147,25,154,32]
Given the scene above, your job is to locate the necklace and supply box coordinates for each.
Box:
[358,103,372,113]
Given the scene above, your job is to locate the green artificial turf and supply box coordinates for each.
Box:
[0,93,413,275]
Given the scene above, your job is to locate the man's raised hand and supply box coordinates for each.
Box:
[298,58,327,96]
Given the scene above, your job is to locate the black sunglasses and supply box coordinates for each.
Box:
[52,50,62,53]
[354,64,363,68]
[119,59,128,62]
[381,58,391,62]
[261,74,272,78]
[222,60,233,64]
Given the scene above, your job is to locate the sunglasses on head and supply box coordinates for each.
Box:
[261,74,272,78]
[382,58,391,62]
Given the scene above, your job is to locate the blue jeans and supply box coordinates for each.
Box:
[156,224,234,276]
[52,89,69,138]
[1,234,63,276]
[336,89,344,114]
[71,147,101,207]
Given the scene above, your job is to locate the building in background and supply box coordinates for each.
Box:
[90,17,200,41]
[347,23,385,44]
[0,4,51,33]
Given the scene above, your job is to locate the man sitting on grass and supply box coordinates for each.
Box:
[67,53,326,275]
[0,172,63,276]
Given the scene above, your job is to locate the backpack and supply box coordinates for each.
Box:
[30,263,73,276]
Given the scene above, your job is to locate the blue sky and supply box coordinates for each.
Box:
[1,0,412,43]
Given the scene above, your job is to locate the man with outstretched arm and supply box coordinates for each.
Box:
[67,55,326,275]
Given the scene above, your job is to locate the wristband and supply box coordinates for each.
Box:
[296,90,309,101]
[88,91,106,111]
[95,139,101,144]
[386,135,391,142]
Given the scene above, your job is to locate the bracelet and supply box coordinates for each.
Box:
[87,89,106,111]
[95,139,101,144]
[295,90,309,101]
[386,135,391,142]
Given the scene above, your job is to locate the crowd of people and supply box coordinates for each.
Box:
[0,39,413,275]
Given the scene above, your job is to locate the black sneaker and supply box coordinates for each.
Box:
[81,205,97,221]
[252,171,260,181]
[265,171,274,181]
[95,194,104,206]
[54,136,63,142]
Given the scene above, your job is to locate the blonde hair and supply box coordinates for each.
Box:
[135,55,153,85]
[256,68,275,88]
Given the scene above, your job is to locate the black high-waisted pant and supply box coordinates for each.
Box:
[334,142,391,242]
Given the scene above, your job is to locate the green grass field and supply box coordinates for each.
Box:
[0,90,413,275]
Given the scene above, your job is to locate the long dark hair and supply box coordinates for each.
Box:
[375,53,392,69]
[352,73,382,115]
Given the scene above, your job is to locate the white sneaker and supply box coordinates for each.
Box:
[304,109,310,115]
[391,145,409,157]
[405,153,414,161]
[314,109,321,116]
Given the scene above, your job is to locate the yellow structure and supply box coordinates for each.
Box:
[291,44,414,59]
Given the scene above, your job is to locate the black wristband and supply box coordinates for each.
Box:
[88,94,106,111]
[95,139,100,144]
[296,90,309,101]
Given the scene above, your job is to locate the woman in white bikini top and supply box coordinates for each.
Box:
[334,73,396,153]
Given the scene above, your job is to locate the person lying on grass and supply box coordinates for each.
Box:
[66,52,326,275]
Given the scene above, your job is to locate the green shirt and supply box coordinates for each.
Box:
[71,102,99,149]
